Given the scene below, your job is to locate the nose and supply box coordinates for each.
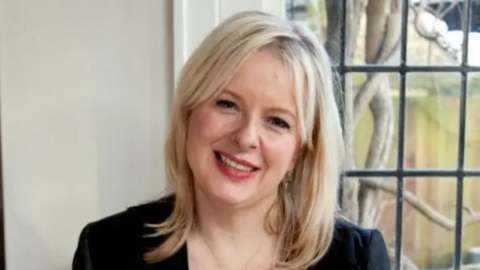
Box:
[232,118,260,150]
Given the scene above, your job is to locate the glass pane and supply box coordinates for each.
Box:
[405,72,460,169]
[468,1,480,66]
[372,178,400,270]
[369,177,459,269]
[407,1,480,66]
[346,2,402,66]
[285,0,308,22]
[345,177,474,270]
[466,72,480,169]
[287,1,478,66]
[402,178,456,269]
[343,178,398,268]
[463,178,480,267]
[288,0,404,66]
[353,73,399,169]
[407,1,457,66]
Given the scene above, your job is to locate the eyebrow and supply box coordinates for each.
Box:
[221,88,297,119]
[267,107,296,120]
[222,88,242,100]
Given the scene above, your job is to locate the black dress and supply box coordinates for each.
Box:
[72,196,391,270]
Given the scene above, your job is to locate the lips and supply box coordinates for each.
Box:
[214,151,260,180]
[214,151,260,171]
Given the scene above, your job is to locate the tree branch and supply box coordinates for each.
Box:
[375,199,396,226]
[357,0,399,227]
[352,43,400,127]
[361,178,480,230]
[358,81,395,227]
[437,0,460,19]
[325,0,366,223]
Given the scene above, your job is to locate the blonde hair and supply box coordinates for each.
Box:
[145,11,344,270]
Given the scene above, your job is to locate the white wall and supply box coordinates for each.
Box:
[0,0,285,269]
[0,1,173,269]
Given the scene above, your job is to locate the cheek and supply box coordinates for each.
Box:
[186,107,218,178]
[187,106,231,149]
[261,135,298,175]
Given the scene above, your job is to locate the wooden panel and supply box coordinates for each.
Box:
[358,95,480,268]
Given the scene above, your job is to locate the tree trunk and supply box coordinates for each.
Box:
[321,0,480,268]
[325,0,366,223]
[356,0,401,228]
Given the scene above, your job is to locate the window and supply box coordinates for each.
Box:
[287,0,480,269]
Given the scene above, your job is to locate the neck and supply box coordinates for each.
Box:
[193,188,279,246]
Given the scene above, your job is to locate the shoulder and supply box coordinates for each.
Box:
[88,195,175,233]
[314,217,391,270]
[72,195,175,270]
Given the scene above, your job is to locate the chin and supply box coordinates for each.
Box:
[209,187,253,207]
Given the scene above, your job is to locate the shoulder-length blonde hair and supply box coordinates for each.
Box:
[145,10,344,270]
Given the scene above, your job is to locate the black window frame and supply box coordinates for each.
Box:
[288,0,480,269]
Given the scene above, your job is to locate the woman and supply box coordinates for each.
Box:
[73,11,390,270]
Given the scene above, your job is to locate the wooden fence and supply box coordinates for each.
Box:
[354,93,480,268]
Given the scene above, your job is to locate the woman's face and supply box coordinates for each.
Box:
[186,49,300,207]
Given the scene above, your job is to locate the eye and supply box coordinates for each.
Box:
[215,99,238,110]
[268,117,291,130]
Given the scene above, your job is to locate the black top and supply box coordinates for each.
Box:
[72,196,391,270]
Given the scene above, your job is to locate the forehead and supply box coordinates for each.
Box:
[227,49,295,100]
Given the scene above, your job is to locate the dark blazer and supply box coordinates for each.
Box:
[72,197,391,270]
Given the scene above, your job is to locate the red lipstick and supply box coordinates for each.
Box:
[214,151,260,181]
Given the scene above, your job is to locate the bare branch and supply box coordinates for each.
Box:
[361,178,480,230]
[352,44,400,126]
[447,204,477,215]
[438,0,461,18]
[365,0,391,63]
[365,85,395,169]
[374,199,396,226]
[357,0,399,227]
[325,0,366,224]
[358,83,395,227]
[353,0,402,126]
[463,205,476,215]
[355,2,468,125]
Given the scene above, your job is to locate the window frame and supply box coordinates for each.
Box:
[287,0,480,269]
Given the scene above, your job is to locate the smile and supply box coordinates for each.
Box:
[214,151,260,173]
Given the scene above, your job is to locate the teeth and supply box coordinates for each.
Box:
[219,154,255,172]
